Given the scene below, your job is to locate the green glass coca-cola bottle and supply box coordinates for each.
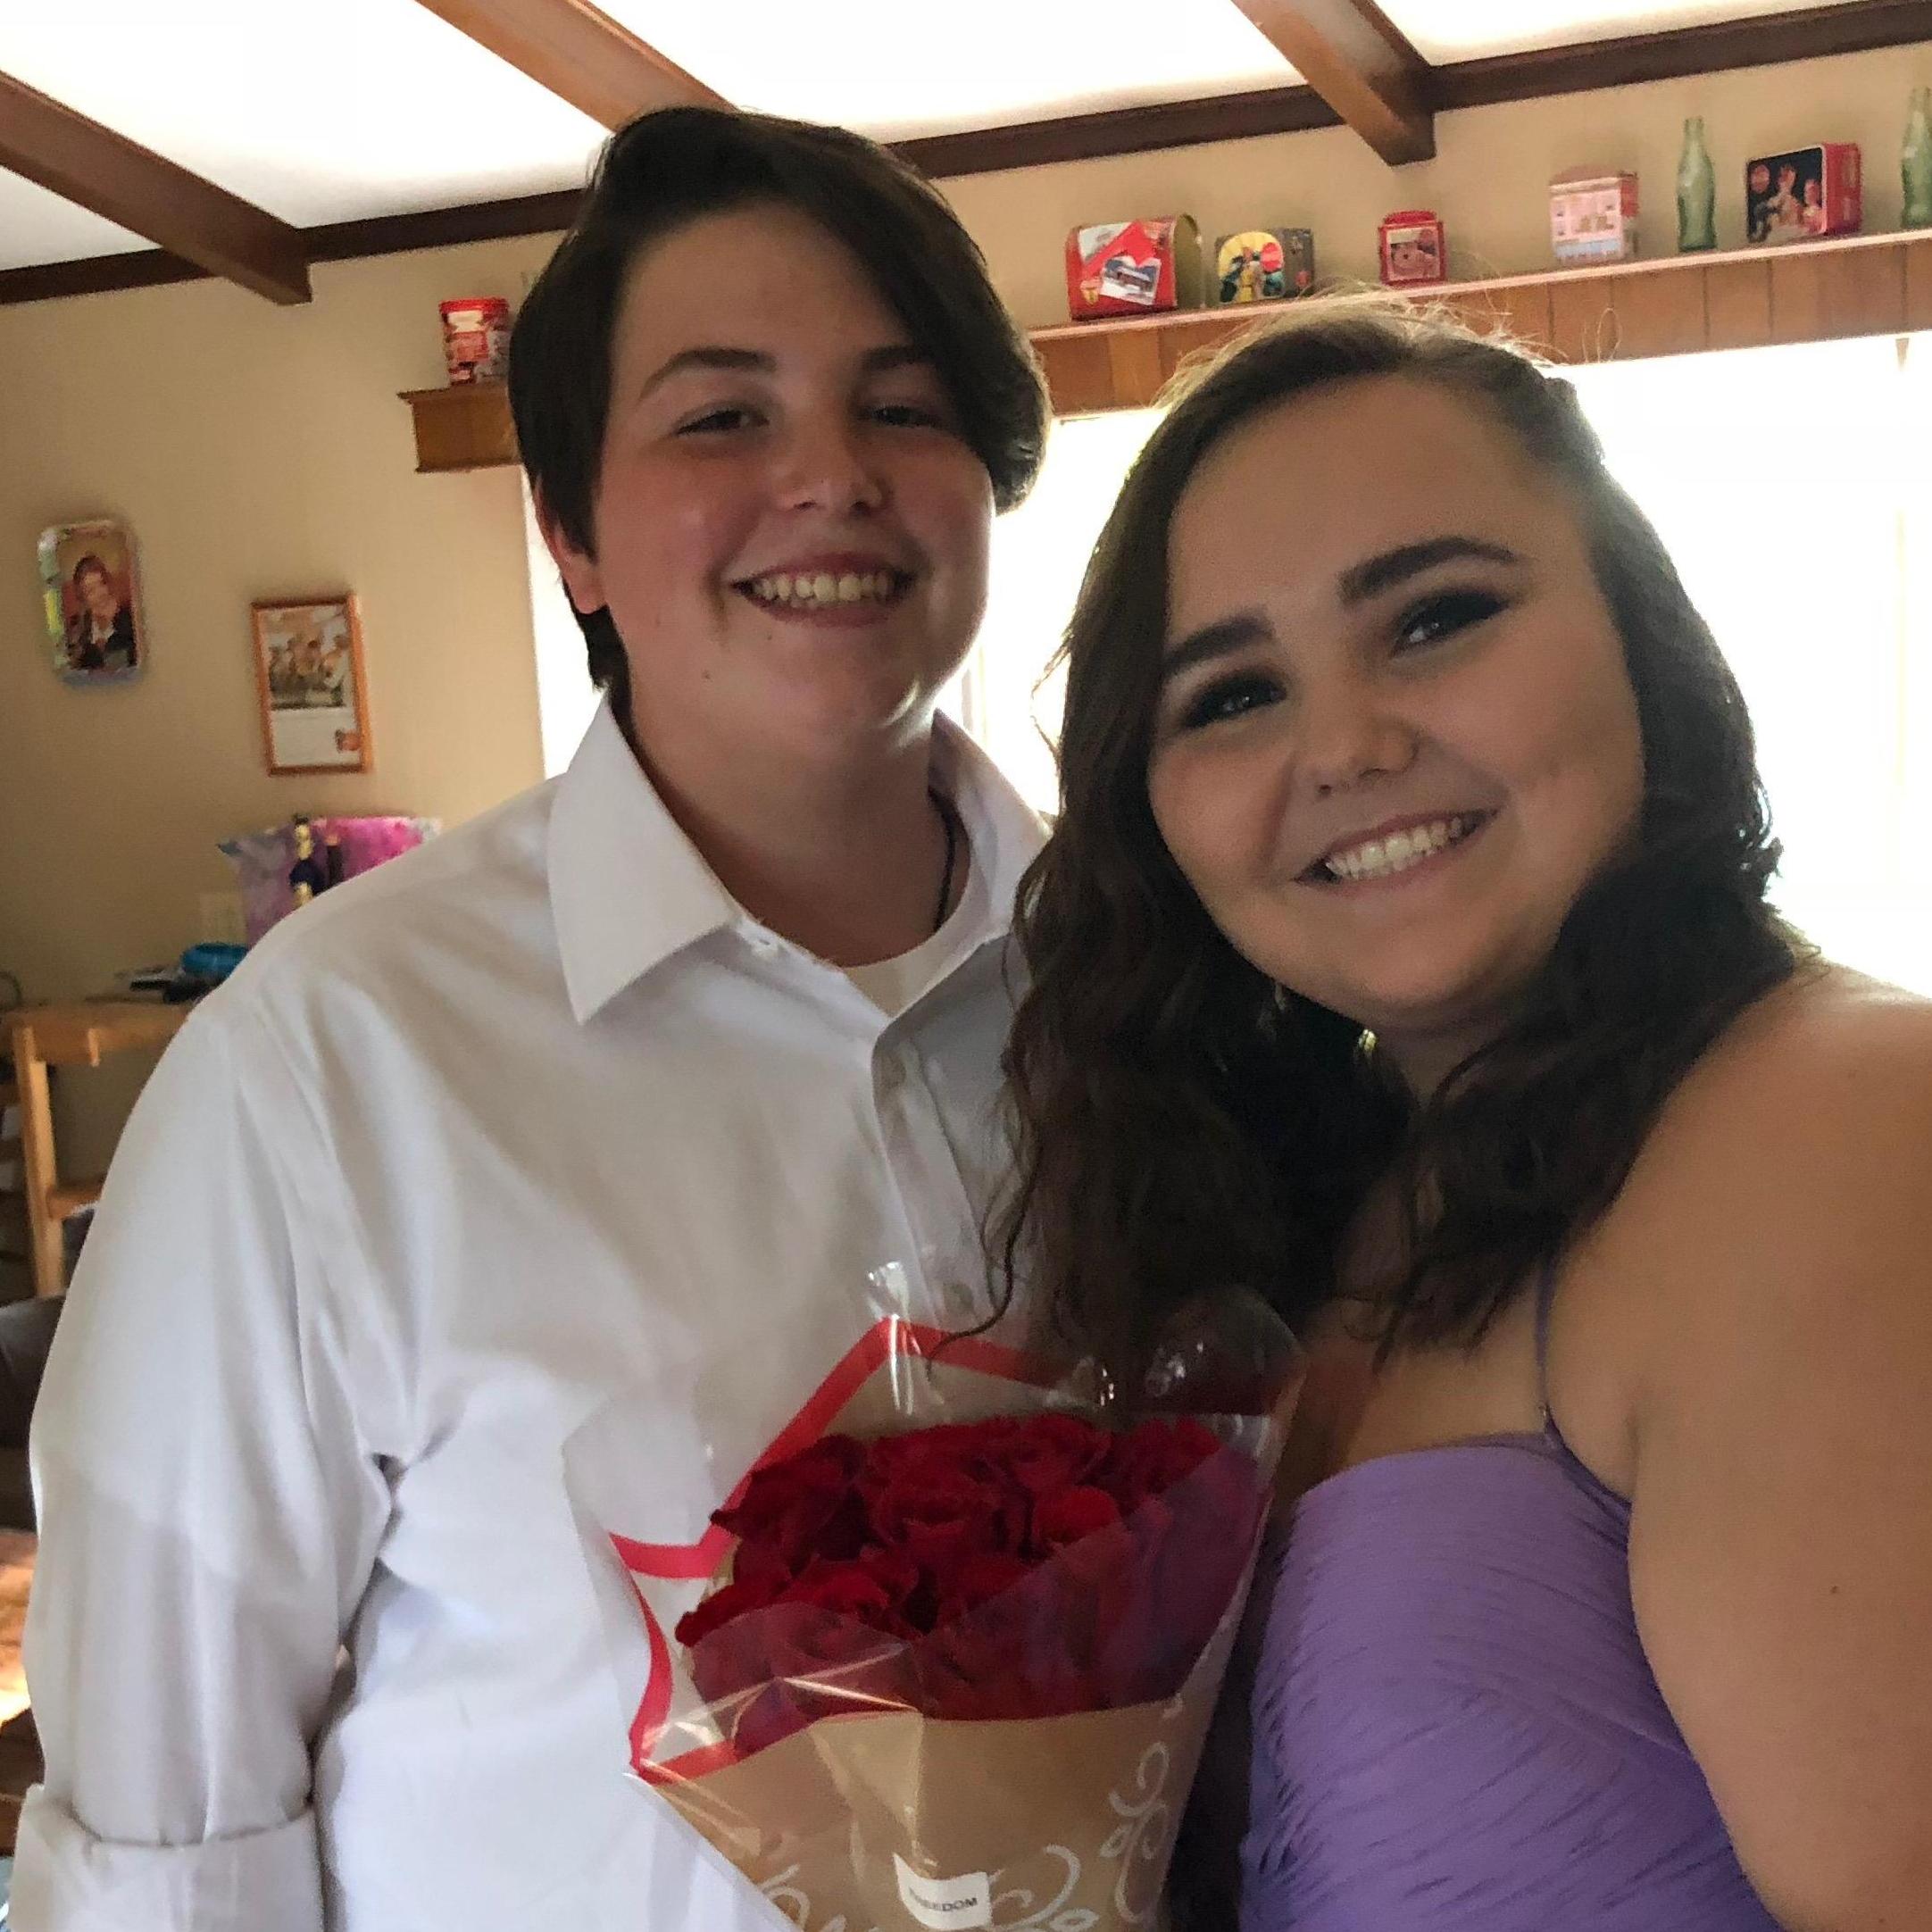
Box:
[1677,116,1718,251]
[1904,86,1932,230]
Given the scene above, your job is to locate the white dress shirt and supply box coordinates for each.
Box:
[15,703,1044,1932]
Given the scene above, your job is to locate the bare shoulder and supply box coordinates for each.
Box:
[1690,960,1932,1110]
[1572,961,1932,1416]
[1629,963,1932,1255]
[1614,964,1932,1928]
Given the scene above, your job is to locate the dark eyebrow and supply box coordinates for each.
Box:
[1159,612,1272,687]
[1337,536,1524,605]
[637,342,932,401]
[859,345,937,376]
[637,346,773,399]
[1160,535,1522,687]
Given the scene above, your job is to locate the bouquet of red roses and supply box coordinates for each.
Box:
[567,1289,1300,1932]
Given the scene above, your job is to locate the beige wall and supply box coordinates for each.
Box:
[0,237,556,1168]
[1,38,1925,1170]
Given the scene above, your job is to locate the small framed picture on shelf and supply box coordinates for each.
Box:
[38,518,146,686]
[251,594,373,775]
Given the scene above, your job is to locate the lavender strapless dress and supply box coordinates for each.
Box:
[1238,1428,1782,1930]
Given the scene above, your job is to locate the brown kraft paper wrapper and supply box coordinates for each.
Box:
[653,1608,1235,1931]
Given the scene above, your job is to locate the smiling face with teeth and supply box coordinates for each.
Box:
[542,200,994,781]
[1147,373,1645,1090]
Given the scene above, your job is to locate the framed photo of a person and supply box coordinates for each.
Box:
[251,595,374,775]
[38,519,145,686]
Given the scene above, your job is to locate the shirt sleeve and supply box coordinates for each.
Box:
[12,995,394,1931]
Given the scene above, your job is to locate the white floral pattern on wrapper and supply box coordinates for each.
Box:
[758,1861,882,1932]
[752,1694,1195,1932]
[1102,1732,1180,1923]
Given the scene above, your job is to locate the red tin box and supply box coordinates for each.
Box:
[440,296,512,382]
[1378,209,1446,287]
[1065,217,1204,321]
[1745,144,1861,244]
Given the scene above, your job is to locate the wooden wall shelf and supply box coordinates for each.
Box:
[403,227,1932,469]
[400,380,519,472]
[1034,227,1932,413]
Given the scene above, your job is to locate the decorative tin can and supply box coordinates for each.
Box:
[1064,218,1204,321]
[1745,144,1861,244]
[1378,210,1446,287]
[1549,170,1639,264]
[1213,229,1316,304]
[440,296,512,383]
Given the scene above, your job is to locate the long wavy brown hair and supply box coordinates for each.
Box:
[996,297,1804,1387]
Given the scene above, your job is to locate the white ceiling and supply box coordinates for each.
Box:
[0,0,1882,272]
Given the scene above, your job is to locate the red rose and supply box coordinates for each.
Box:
[1001,1413,1112,1498]
[676,1571,783,1671]
[1100,1416,1223,1510]
[854,1544,923,1620]
[730,1537,799,1595]
[780,1552,919,1636]
[670,1410,1267,1752]
[860,1423,995,1486]
[679,1575,787,1704]
[931,1549,1030,1628]
[734,1603,917,1753]
[921,1557,1092,1720]
[713,1435,866,1571]
[1140,1446,1267,1658]
[1031,1484,1122,1555]
[864,1464,1020,1575]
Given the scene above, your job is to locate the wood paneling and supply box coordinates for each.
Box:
[1908,234,1932,332]
[1103,327,1171,413]
[1029,330,1118,417]
[1438,279,1557,355]
[0,69,310,304]
[1768,248,1829,345]
[1030,309,1268,414]
[1703,257,1774,352]
[1545,276,1622,363]
[1228,0,1435,164]
[1819,239,1909,339]
[1603,266,1707,359]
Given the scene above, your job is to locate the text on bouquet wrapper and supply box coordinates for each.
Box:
[894,1853,994,1930]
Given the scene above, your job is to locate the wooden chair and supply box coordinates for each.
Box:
[0,1068,24,1287]
[4,1005,189,1300]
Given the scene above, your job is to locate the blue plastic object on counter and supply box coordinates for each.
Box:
[179,942,248,985]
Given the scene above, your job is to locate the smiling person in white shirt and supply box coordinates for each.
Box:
[16,108,1048,1932]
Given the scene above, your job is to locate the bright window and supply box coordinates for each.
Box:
[966,335,1932,995]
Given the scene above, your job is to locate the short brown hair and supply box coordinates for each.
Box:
[511,106,1048,716]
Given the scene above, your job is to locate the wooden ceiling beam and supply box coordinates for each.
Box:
[6,0,1928,304]
[0,69,310,304]
[412,0,728,129]
[1228,0,1436,164]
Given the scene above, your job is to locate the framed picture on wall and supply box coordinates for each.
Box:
[38,518,146,686]
[250,594,374,775]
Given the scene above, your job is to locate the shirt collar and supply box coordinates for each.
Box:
[549,701,1045,1025]
[549,703,738,1024]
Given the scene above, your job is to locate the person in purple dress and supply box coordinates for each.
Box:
[994,298,1932,1929]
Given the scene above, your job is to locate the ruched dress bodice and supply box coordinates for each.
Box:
[1239,1428,1781,1930]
